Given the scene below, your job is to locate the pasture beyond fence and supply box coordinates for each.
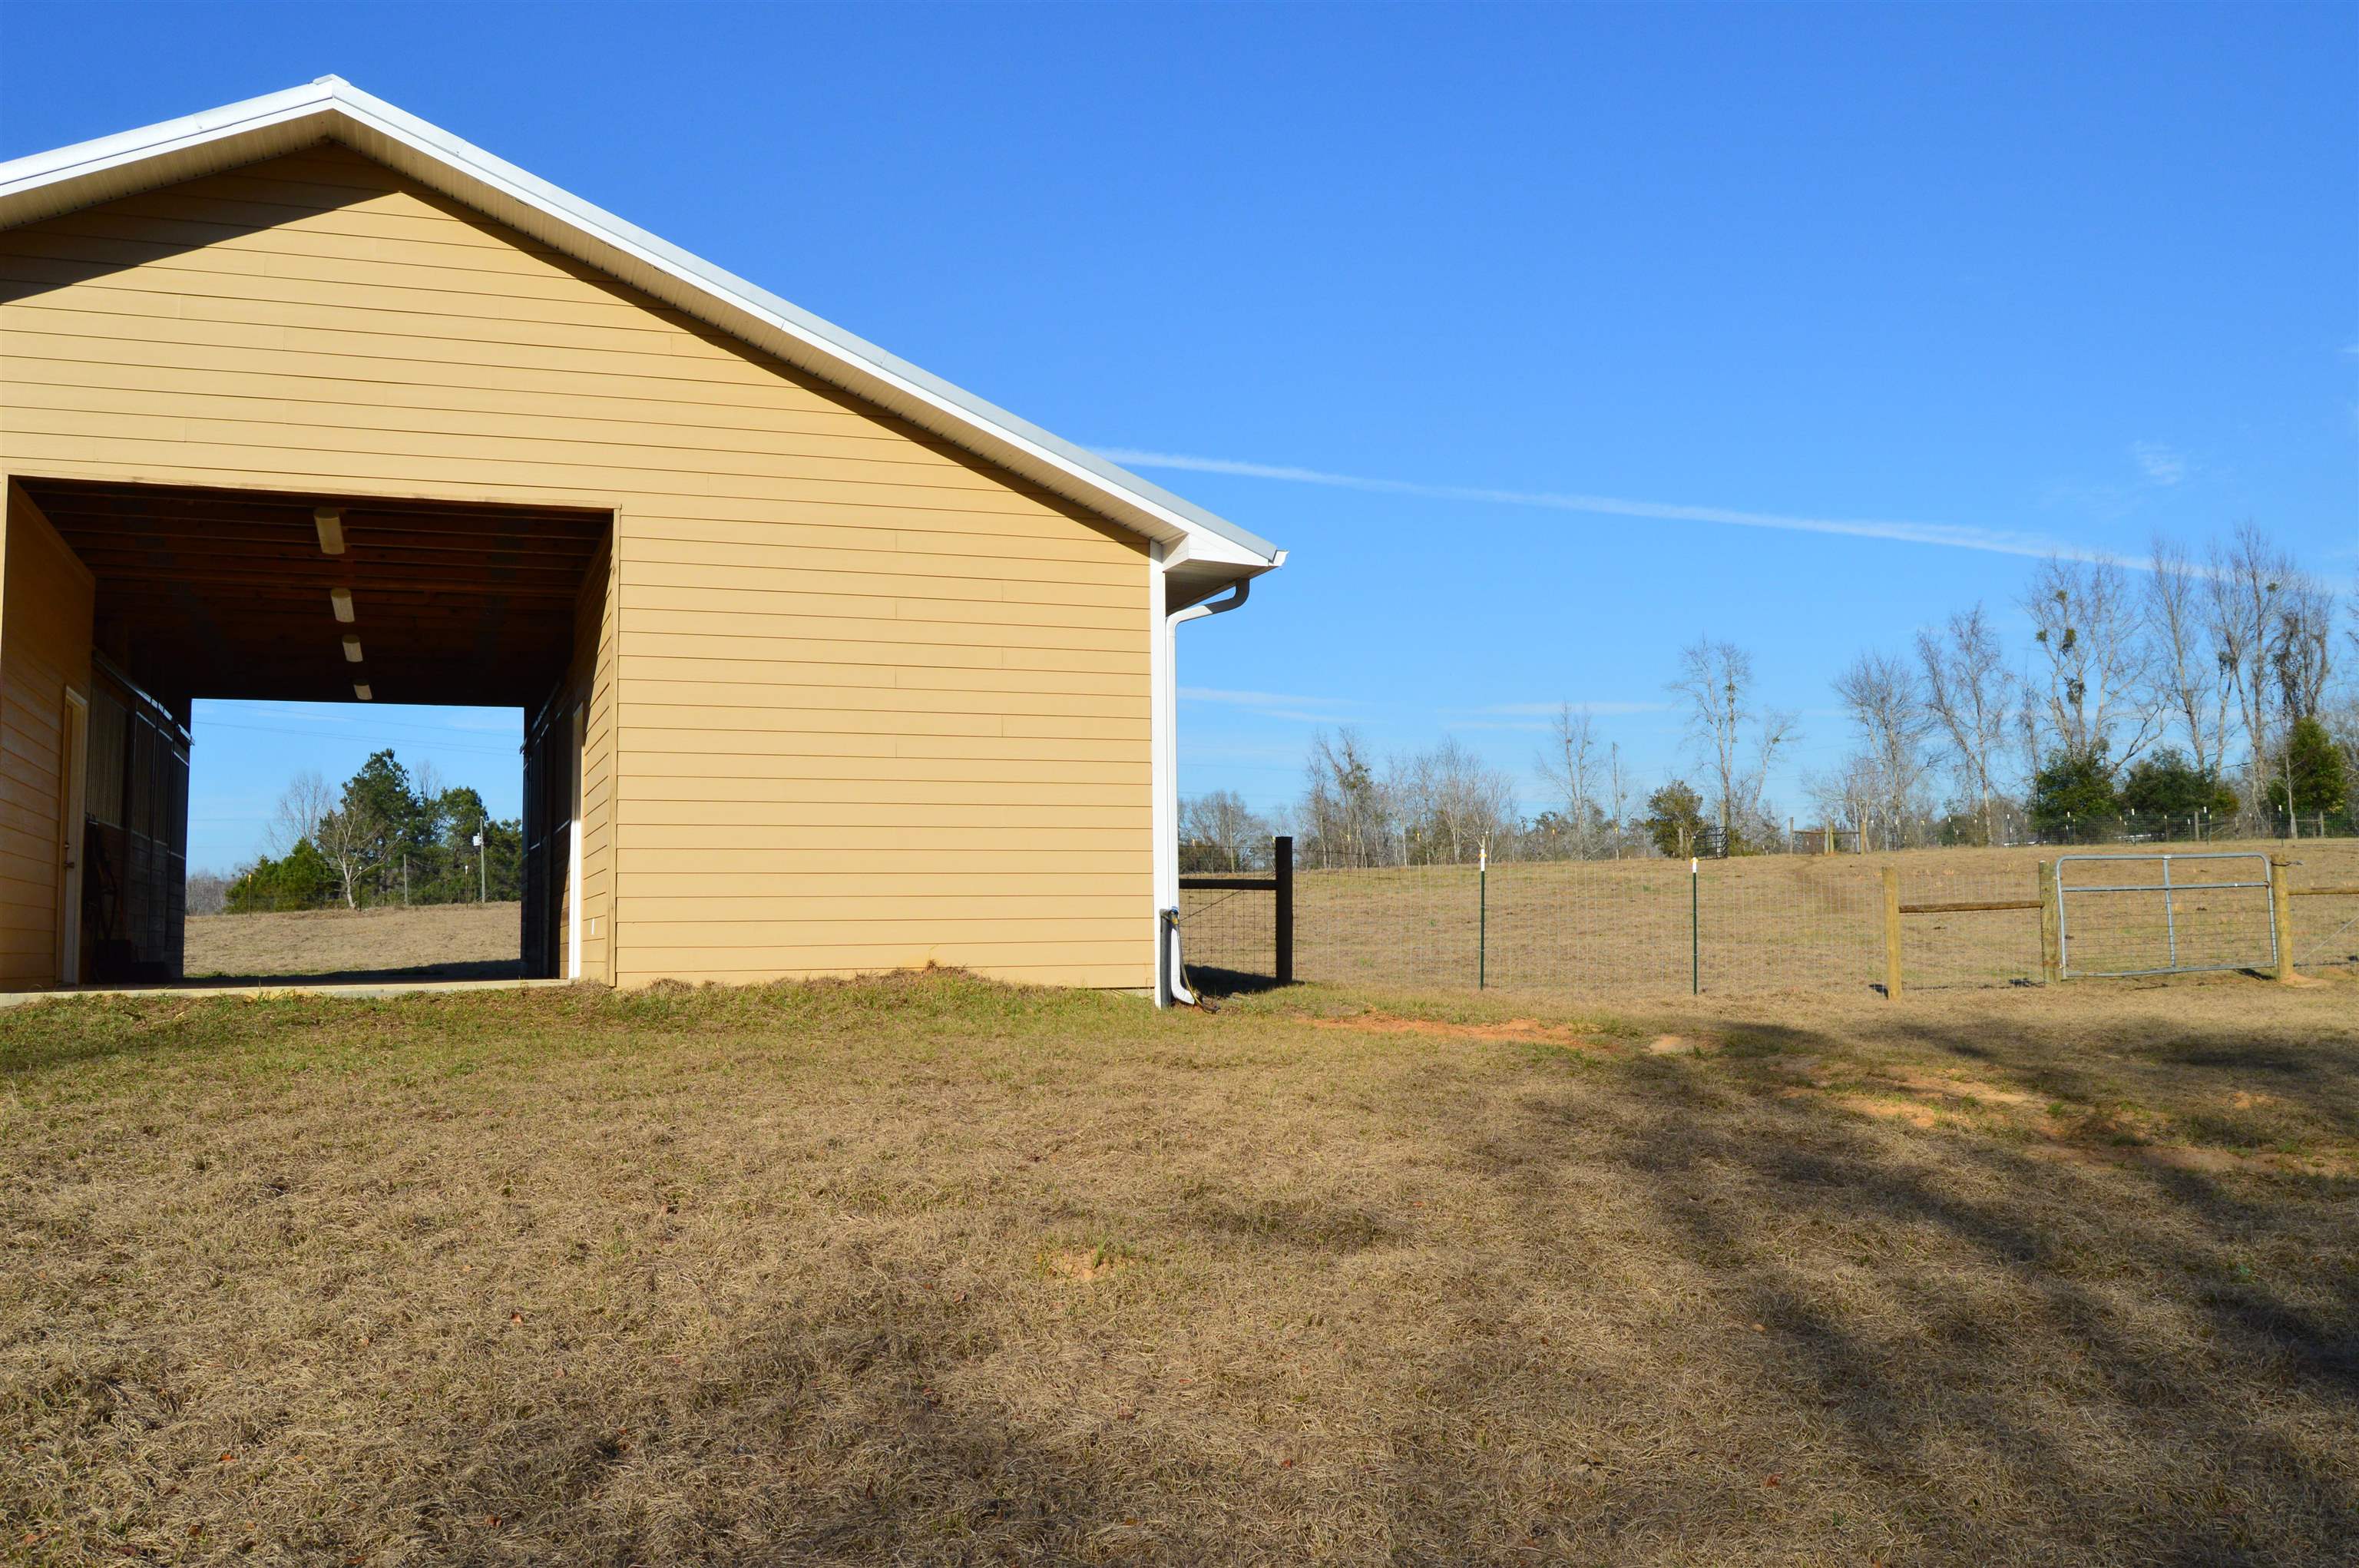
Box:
[1179,836,2359,999]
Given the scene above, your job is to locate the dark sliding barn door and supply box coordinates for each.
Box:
[520,699,572,981]
[81,656,189,984]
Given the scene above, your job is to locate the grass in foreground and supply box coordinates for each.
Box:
[2,971,2354,1564]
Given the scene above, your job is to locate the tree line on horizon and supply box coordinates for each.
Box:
[190,749,524,914]
[1183,524,2356,872]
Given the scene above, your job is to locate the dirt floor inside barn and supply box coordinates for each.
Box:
[2,968,2353,1564]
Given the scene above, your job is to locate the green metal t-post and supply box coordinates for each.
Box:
[1689,857,1699,995]
[1477,843,1487,990]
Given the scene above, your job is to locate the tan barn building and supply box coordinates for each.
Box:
[0,78,1282,1000]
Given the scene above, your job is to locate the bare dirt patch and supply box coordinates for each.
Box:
[1795,1087,1949,1129]
[1041,1246,1136,1284]
[1879,1069,2042,1107]
[1765,1037,2359,1178]
[1311,1011,1595,1047]
[2030,1140,2354,1178]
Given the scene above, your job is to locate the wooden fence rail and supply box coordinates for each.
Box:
[1881,854,2324,998]
[1177,835,1292,986]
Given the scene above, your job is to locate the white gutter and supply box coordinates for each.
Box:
[1152,564,1252,1007]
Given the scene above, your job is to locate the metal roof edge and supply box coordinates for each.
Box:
[0,78,339,193]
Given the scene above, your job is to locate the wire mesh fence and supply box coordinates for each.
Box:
[2291,865,2359,973]
[1890,858,2041,990]
[1187,856,1884,997]
[1179,836,2359,997]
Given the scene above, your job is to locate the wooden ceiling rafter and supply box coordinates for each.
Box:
[19,476,607,708]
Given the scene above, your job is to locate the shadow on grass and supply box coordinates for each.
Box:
[339,1011,2354,1563]
[1182,964,1289,997]
[172,958,529,988]
[1437,1011,2357,1563]
[237,1279,1191,1563]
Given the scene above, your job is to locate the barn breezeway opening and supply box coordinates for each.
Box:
[3,476,610,991]
[181,700,529,987]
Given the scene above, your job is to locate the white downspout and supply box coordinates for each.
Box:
[1153,561,1252,1007]
[566,702,584,981]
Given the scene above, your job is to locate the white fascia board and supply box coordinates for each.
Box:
[0,78,1284,572]
[0,80,340,200]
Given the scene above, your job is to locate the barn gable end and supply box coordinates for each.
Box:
[1,140,1170,987]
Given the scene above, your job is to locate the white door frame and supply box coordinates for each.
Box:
[58,688,88,987]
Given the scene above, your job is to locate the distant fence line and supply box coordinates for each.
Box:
[199,888,521,915]
[1179,835,2359,999]
[1224,808,2354,876]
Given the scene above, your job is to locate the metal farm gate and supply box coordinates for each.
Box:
[2053,852,2279,980]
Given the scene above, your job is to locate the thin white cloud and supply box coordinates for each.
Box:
[1101,448,2132,563]
[1180,686,1355,724]
[1474,700,1672,717]
[2131,442,2189,486]
[1180,686,1351,709]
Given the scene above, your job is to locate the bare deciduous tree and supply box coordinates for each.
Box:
[1399,737,1514,865]
[184,869,230,917]
[1669,638,1795,852]
[1831,650,1931,849]
[1605,739,1630,859]
[2144,534,2231,779]
[1180,789,1267,872]
[1300,728,1390,869]
[274,770,383,911]
[1536,705,1602,858]
[269,769,334,858]
[2022,555,2158,770]
[2271,571,2337,723]
[1804,755,1882,845]
[412,758,447,814]
[1916,604,2014,847]
[2207,523,2292,815]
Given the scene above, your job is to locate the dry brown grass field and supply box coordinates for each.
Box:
[1184,835,2359,996]
[183,904,523,985]
[3,970,2354,1563]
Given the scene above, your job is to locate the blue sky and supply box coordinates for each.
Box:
[3,2,2354,868]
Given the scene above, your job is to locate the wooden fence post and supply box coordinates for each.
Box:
[1881,865,1903,1000]
[2037,859,2063,983]
[2269,854,2295,981]
[1274,835,1294,987]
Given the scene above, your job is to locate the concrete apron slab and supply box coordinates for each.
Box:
[0,978,582,1007]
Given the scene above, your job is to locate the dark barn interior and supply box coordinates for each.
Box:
[12,478,607,984]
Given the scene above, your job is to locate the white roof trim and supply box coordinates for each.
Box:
[0,77,1283,571]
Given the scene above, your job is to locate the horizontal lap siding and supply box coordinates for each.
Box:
[0,144,1151,989]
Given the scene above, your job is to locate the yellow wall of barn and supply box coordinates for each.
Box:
[0,144,1153,988]
[0,485,95,987]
